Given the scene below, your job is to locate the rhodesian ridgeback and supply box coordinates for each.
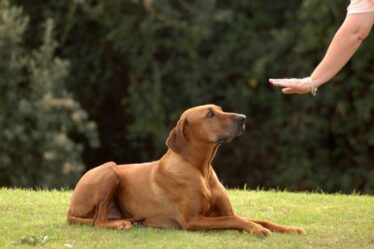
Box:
[67,104,305,236]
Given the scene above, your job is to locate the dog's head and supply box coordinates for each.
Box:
[166,104,246,156]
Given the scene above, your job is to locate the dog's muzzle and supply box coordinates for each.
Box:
[217,114,246,144]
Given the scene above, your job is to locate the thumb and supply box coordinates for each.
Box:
[282,88,297,94]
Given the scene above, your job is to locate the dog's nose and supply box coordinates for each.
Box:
[236,114,246,124]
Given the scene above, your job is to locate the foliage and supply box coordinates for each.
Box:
[0,0,98,187]
[3,0,373,192]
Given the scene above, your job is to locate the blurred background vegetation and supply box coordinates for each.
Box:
[1,0,373,193]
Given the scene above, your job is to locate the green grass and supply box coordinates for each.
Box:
[0,188,373,249]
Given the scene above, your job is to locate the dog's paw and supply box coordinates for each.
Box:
[116,221,132,230]
[289,227,306,235]
[257,228,272,237]
[295,228,306,235]
[249,226,272,237]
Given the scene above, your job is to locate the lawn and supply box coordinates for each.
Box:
[0,188,373,249]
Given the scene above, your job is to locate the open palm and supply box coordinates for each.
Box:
[269,78,315,95]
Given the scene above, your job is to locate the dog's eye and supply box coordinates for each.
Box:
[206,110,215,118]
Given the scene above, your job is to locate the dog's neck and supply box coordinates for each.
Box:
[179,140,219,178]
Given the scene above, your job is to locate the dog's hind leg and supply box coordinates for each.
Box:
[67,162,133,229]
[68,214,133,229]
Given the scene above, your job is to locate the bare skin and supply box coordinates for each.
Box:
[269,5,374,95]
[67,104,305,236]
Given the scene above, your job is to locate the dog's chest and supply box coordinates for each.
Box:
[178,177,213,215]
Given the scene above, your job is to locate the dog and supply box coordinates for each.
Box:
[67,104,305,236]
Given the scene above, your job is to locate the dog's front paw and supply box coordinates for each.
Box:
[290,227,306,235]
[256,227,272,237]
[295,228,306,235]
[248,225,272,237]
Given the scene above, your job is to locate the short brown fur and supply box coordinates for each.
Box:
[67,104,305,236]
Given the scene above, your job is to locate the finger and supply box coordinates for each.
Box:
[270,78,297,82]
[269,79,285,87]
[269,79,295,88]
[269,78,300,83]
[282,87,297,94]
[269,78,290,85]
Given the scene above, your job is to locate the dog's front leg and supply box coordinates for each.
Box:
[249,219,306,235]
[184,215,271,236]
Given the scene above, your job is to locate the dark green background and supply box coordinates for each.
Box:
[1,0,373,193]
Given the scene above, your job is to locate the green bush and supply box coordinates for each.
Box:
[0,0,98,187]
[4,0,374,193]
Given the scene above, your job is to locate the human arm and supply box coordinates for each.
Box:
[269,11,374,95]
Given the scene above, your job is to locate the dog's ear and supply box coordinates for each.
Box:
[166,117,188,157]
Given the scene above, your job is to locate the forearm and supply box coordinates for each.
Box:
[311,13,374,87]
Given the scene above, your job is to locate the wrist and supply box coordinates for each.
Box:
[310,75,325,88]
[305,77,318,96]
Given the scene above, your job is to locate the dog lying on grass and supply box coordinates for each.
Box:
[68,104,305,236]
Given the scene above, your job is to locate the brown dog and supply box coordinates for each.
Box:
[67,104,305,236]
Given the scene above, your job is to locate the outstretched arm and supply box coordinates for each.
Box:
[311,12,374,88]
[270,11,374,95]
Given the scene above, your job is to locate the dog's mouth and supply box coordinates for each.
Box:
[217,137,232,145]
[239,125,245,135]
[217,124,245,145]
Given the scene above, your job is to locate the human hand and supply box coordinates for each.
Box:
[369,0,374,6]
[269,77,317,95]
